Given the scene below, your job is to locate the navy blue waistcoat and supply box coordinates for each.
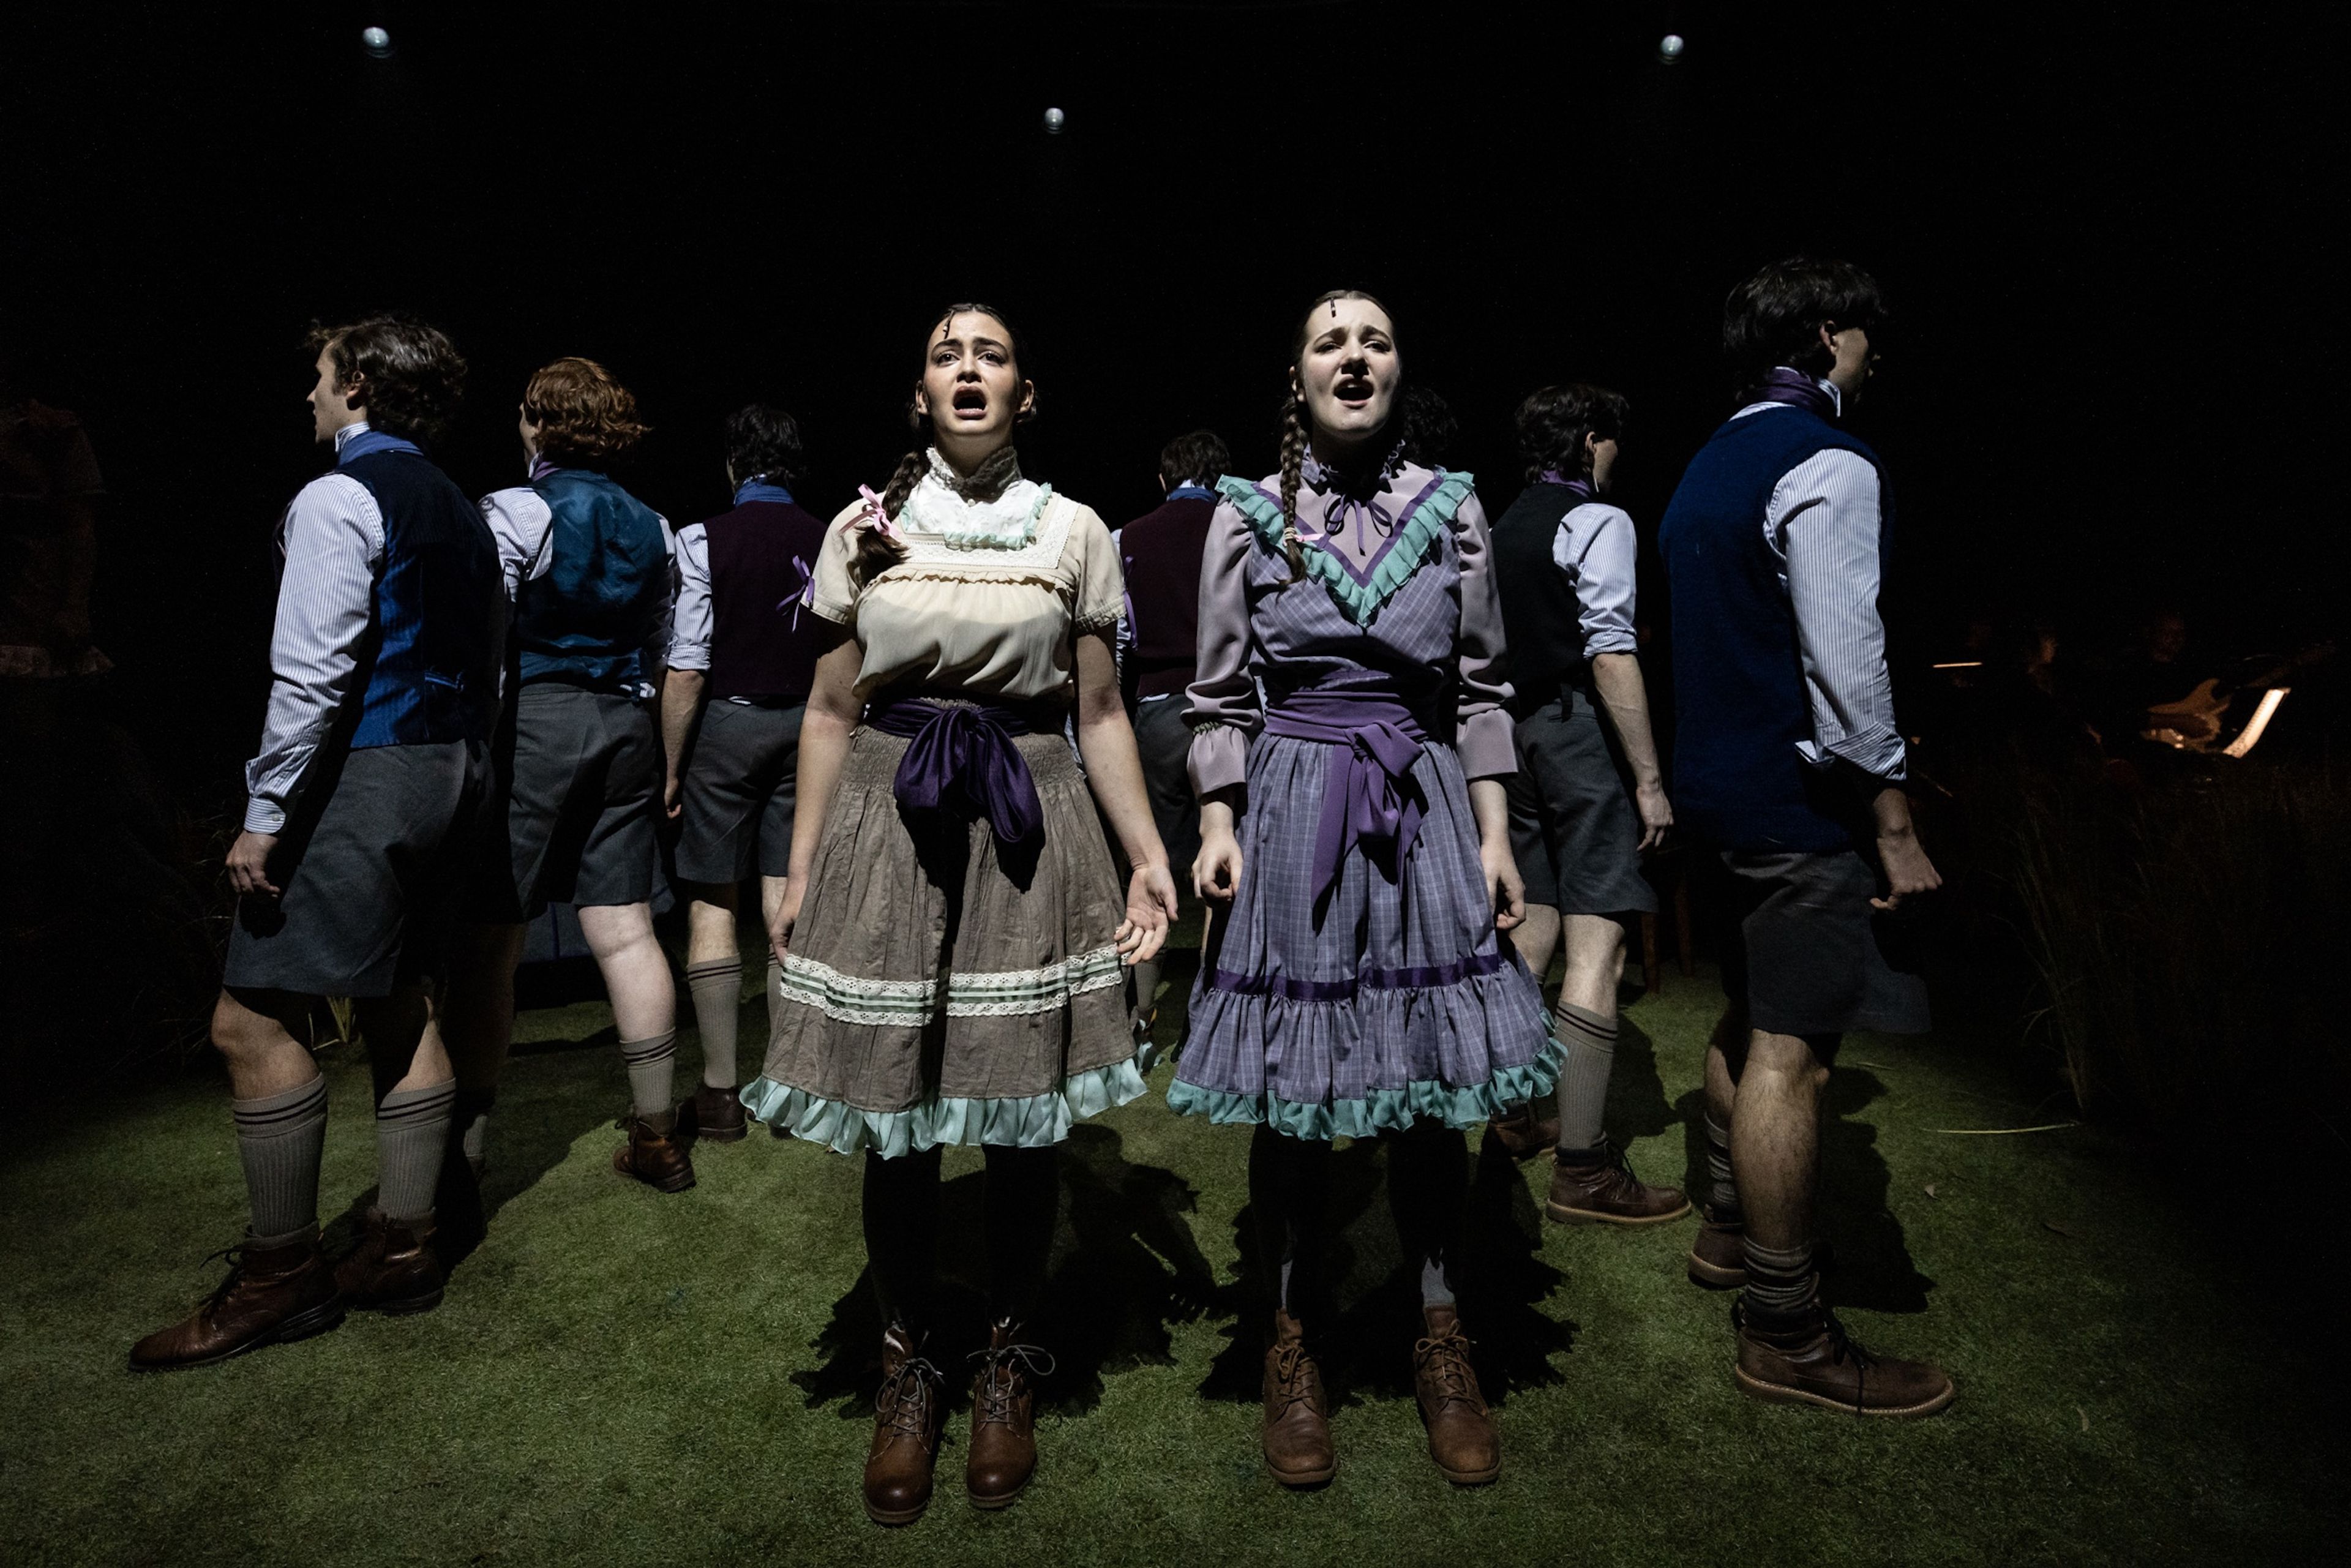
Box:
[338,449,504,749]
[1657,408,1889,853]
[516,470,670,691]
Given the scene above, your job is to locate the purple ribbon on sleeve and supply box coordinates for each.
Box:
[865,697,1044,850]
[1263,687,1429,917]
[778,555,815,630]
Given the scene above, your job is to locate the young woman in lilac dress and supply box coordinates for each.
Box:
[1173,290,1562,1487]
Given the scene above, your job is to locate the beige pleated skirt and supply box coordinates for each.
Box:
[741,721,1146,1157]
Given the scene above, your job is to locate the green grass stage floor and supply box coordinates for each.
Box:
[4,946,2339,1567]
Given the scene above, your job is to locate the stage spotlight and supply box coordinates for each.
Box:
[1043,106,1066,135]
[1658,32,1685,64]
[362,26,393,59]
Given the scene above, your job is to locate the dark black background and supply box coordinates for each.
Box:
[5,2,2342,790]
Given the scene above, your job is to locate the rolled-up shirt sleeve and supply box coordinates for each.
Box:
[641,516,678,678]
[1772,449,1907,782]
[241,475,384,833]
[1555,503,1639,660]
[1184,501,1261,797]
[1450,491,1517,778]
[666,522,712,672]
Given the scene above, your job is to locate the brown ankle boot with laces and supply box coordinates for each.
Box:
[1733,1299,1955,1418]
[1261,1308,1335,1485]
[967,1319,1053,1509]
[612,1113,696,1192]
[1413,1305,1500,1484]
[333,1208,444,1315]
[128,1232,345,1371]
[864,1326,945,1525]
[1547,1141,1691,1226]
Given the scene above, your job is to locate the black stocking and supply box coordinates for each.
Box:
[981,1144,1059,1326]
[1384,1120,1469,1308]
[861,1145,943,1332]
[1248,1123,1333,1318]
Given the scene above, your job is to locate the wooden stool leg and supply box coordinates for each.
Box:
[1640,912,1663,997]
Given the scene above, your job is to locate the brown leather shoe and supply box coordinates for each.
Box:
[1734,1300,1955,1419]
[1689,1204,1747,1288]
[1546,1142,1692,1226]
[127,1232,344,1371]
[1412,1305,1499,1485]
[1485,1101,1559,1161]
[864,1326,946,1526]
[334,1208,445,1315]
[677,1084,746,1144]
[1261,1309,1335,1486]
[967,1319,1052,1509]
[612,1114,696,1192]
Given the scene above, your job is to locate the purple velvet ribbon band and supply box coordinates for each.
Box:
[1746,366,1840,421]
[1264,688,1428,916]
[866,697,1044,849]
[1537,471,1599,504]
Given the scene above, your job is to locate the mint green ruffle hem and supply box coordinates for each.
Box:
[741,1041,1158,1158]
[1164,1031,1566,1141]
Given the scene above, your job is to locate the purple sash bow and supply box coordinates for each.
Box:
[1265,688,1428,917]
[866,697,1044,849]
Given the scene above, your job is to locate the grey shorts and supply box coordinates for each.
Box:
[1711,847,1930,1038]
[479,683,660,921]
[675,699,803,884]
[1504,691,1656,915]
[1131,696,1200,879]
[223,740,490,998]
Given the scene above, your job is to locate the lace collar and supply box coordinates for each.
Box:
[903,446,1052,550]
[1300,433,1409,498]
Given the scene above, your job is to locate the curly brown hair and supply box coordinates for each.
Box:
[523,357,648,468]
[307,315,467,449]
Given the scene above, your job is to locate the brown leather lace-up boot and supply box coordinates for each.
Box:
[967,1319,1052,1509]
[1733,1300,1955,1419]
[334,1208,445,1315]
[1412,1305,1500,1485]
[612,1114,696,1192]
[1261,1308,1335,1485]
[127,1232,344,1371]
[1689,1203,1748,1288]
[1485,1101,1560,1161]
[1547,1141,1691,1226]
[677,1085,746,1143]
[864,1326,946,1526]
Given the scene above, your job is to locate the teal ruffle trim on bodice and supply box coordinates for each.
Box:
[1216,468,1478,628]
[1164,1030,1565,1140]
[740,1040,1158,1158]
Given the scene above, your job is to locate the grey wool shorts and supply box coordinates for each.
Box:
[1130,696,1200,880]
[1503,691,1656,916]
[223,740,490,998]
[1711,846,1930,1039]
[476,683,661,921]
[675,699,803,885]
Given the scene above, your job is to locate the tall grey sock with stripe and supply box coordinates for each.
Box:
[684,958,743,1089]
[455,1087,495,1171]
[1740,1238,1818,1319]
[233,1074,329,1247]
[1704,1112,1741,1218]
[1551,1000,1619,1160]
[619,1029,678,1123]
[375,1079,456,1224]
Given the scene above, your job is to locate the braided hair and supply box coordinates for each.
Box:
[849,301,1033,587]
[1276,288,1395,584]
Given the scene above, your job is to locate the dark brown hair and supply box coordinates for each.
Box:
[523,357,648,468]
[1515,383,1629,484]
[722,403,805,490]
[1158,429,1231,489]
[1723,256,1889,399]
[851,302,1032,586]
[1277,288,1397,582]
[306,315,467,449]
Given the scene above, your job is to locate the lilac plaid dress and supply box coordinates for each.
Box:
[1168,459,1563,1141]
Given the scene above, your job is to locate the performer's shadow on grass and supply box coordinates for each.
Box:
[789,1122,1224,1420]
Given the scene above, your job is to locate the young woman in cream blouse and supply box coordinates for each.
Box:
[744,303,1177,1525]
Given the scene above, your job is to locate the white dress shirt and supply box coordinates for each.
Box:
[241,422,386,835]
[1551,501,1640,661]
[1734,399,1907,782]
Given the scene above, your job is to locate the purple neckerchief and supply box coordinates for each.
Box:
[528,454,559,481]
[865,696,1044,849]
[336,429,422,465]
[1264,686,1428,920]
[734,478,795,506]
[1745,366,1840,421]
[778,555,816,631]
[1537,471,1599,505]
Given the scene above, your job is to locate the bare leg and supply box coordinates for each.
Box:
[684,883,738,965]
[1507,904,1563,986]
[1551,915,1627,1155]
[212,986,320,1100]
[578,902,675,1041]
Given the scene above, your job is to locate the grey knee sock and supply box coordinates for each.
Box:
[618,1029,678,1123]
[684,958,743,1089]
[1704,1113,1741,1218]
[1419,1254,1456,1309]
[233,1074,329,1246]
[455,1087,495,1170]
[375,1079,456,1224]
[1740,1238,1817,1319]
[1552,1000,1619,1160]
